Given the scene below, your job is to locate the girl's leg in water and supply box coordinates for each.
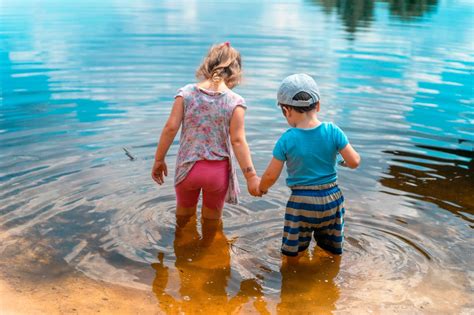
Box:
[175,171,200,217]
[201,160,229,220]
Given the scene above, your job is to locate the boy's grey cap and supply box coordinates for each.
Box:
[277,73,320,107]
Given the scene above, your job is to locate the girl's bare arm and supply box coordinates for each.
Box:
[229,106,260,196]
[151,97,184,184]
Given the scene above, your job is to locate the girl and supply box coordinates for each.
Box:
[151,42,260,220]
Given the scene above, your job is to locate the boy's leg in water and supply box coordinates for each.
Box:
[313,206,345,255]
[282,250,309,266]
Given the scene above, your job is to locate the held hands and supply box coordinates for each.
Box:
[153,160,267,197]
[153,160,268,198]
[151,159,168,185]
[246,175,264,197]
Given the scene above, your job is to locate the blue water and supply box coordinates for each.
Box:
[1,0,473,313]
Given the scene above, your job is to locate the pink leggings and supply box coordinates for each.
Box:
[175,159,229,210]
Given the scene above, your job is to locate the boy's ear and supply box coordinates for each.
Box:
[316,102,320,112]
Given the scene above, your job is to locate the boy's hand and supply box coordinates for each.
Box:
[152,159,168,185]
[338,159,348,167]
[258,158,284,196]
[247,175,262,197]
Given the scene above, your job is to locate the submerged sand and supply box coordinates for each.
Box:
[0,217,472,314]
[0,273,158,315]
[0,272,280,314]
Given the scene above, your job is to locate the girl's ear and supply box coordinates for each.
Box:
[316,102,320,112]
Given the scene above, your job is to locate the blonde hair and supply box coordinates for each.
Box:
[196,42,242,89]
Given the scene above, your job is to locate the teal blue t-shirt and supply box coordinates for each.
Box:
[273,122,349,186]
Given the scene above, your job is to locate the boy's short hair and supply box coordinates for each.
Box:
[280,91,318,113]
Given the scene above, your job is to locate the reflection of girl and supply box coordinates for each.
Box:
[151,216,268,313]
[151,216,230,313]
[151,42,260,221]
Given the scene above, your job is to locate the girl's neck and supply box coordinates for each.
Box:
[197,80,229,92]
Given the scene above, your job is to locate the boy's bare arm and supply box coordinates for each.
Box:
[259,158,285,194]
[339,143,361,169]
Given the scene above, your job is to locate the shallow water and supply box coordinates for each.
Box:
[0,0,473,313]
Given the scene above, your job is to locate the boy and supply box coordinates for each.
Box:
[259,73,360,257]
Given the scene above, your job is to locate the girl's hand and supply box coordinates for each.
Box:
[152,159,168,185]
[247,175,262,197]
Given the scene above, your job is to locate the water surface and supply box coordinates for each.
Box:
[1,0,473,313]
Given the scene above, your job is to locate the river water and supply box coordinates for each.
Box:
[1,0,473,313]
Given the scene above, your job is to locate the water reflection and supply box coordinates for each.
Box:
[151,215,344,313]
[278,250,341,314]
[151,216,268,313]
[313,0,374,34]
[384,0,438,20]
[0,0,472,312]
[312,0,438,36]
[380,144,474,218]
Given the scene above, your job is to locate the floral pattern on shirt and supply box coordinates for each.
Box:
[174,84,246,204]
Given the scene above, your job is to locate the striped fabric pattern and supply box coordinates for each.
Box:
[281,182,345,256]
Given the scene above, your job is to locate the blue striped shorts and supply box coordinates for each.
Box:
[282,182,345,256]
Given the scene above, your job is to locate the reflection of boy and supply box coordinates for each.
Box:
[259,74,360,256]
[278,250,341,313]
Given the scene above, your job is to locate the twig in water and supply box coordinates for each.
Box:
[228,238,251,253]
[123,147,136,161]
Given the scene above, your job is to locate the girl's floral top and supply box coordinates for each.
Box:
[174,84,247,204]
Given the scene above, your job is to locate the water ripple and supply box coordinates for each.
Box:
[0,0,472,312]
